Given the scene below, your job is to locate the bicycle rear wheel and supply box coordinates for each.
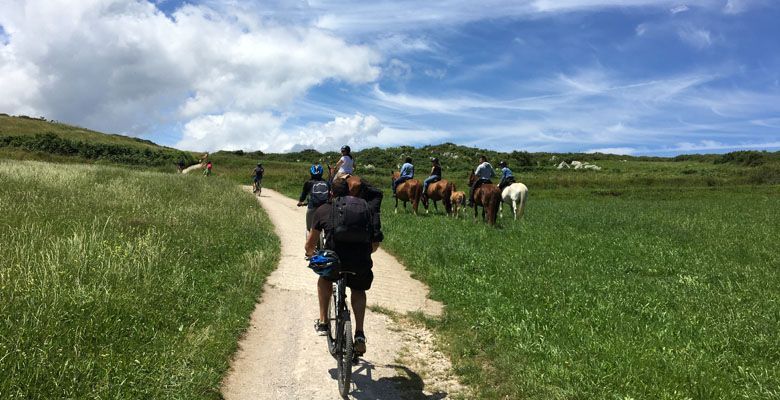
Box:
[337,317,353,398]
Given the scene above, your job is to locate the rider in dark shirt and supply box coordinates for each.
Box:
[297,164,329,231]
[422,157,442,201]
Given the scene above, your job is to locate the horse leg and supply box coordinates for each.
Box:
[513,200,518,221]
[394,197,398,214]
[499,201,503,218]
[433,200,438,214]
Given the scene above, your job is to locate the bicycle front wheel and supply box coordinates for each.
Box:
[338,317,353,398]
[326,290,337,358]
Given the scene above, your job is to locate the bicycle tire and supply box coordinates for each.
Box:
[338,317,353,398]
[326,288,337,357]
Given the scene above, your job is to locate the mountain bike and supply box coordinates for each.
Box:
[252,179,262,195]
[327,269,358,398]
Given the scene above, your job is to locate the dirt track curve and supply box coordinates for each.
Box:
[221,188,469,400]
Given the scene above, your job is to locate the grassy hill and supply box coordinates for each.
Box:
[0,114,195,169]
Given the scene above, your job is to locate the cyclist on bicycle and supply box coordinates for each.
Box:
[297,164,329,231]
[304,178,383,355]
[252,163,264,192]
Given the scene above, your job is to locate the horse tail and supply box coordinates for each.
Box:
[517,184,528,220]
[443,181,454,214]
[487,189,501,226]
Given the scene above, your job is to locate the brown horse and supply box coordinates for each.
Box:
[391,171,422,214]
[468,173,501,226]
[327,165,363,196]
[422,179,454,215]
[450,190,467,219]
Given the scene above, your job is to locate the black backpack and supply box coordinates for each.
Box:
[329,196,372,243]
[310,181,330,207]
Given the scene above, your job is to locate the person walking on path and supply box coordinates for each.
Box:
[305,178,383,355]
[203,160,213,176]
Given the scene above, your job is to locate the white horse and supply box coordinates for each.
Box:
[499,183,528,220]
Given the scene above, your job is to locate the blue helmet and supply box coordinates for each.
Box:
[310,164,323,176]
[308,249,341,277]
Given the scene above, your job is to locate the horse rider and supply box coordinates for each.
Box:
[392,157,414,197]
[297,164,330,232]
[422,157,442,202]
[333,145,354,180]
[468,155,495,206]
[305,178,384,356]
[498,160,516,190]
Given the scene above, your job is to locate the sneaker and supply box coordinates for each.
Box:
[314,319,328,336]
[354,331,366,355]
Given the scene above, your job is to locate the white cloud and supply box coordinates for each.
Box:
[677,27,712,48]
[177,112,384,152]
[586,147,638,155]
[670,4,690,13]
[0,0,380,148]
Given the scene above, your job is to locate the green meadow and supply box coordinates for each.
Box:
[0,160,279,399]
[213,152,780,399]
[2,115,779,399]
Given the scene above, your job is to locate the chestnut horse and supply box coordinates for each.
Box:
[391,171,422,214]
[422,179,454,215]
[467,173,501,226]
[450,190,467,219]
[327,164,363,197]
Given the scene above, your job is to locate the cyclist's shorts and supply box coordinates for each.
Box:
[325,266,373,291]
[253,176,263,183]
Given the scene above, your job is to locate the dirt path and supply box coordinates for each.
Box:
[221,188,468,399]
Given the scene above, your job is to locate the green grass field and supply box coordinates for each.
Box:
[237,156,779,399]
[0,160,279,399]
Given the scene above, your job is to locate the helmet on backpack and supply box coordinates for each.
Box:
[308,249,341,278]
[310,164,323,176]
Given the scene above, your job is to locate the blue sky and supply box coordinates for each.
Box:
[1,0,778,155]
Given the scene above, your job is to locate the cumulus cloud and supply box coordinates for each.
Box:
[670,4,689,14]
[585,147,637,155]
[176,113,384,152]
[0,0,381,150]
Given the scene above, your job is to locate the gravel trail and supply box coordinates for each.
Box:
[221,188,466,400]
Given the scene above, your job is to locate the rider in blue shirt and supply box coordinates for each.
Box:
[498,161,516,190]
[392,157,414,196]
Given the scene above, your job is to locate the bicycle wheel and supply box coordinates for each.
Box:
[338,317,353,398]
[326,287,337,357]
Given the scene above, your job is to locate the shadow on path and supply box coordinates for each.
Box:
[330,360,448,400]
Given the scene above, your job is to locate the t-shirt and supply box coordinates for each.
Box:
[431,165,442,177]
[501,167,513,179]
[312,203,373,270]
[254,166,264,178]
[474,162,494,180]
[299,178,329,209]
[337,156,354,174]
[400,162,414,178]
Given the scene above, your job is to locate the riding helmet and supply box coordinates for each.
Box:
[499,160,507,167]
[431,157,439,163]
[341,145,351,153]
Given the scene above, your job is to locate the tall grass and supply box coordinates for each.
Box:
[380,186,780,399]
[0,160,279,399]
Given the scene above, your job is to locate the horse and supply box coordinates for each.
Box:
[450,190,466,219]
[499,183,528,221]
[422,179,454,215]
[327,164,363,197]
[391,171,422,215]
[467,173,501,226]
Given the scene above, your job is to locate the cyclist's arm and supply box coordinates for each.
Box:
[305,228,320,257]
[298,181,311,204]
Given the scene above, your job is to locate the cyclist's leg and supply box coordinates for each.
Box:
[306,208,315,232]
[317,276,333,322]
[350,289,366,332]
